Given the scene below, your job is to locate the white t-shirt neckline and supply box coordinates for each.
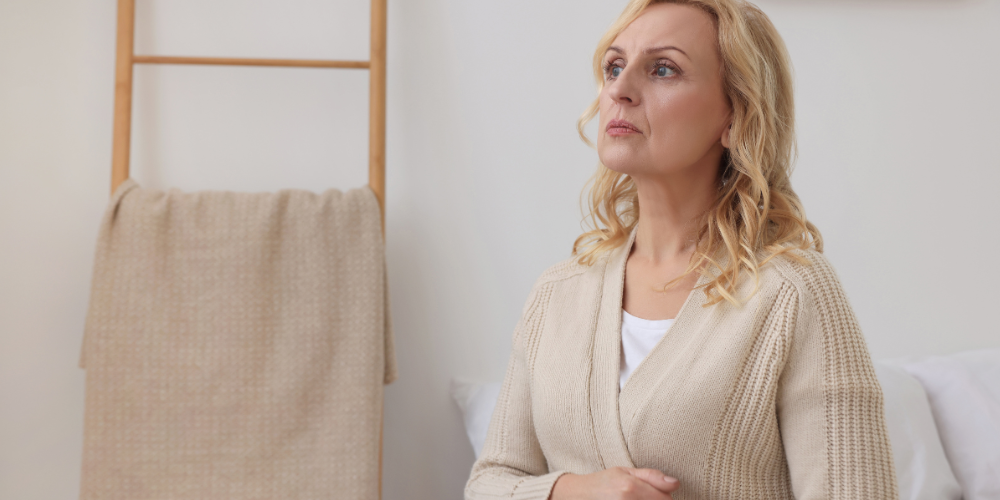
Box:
[622,309,675,330]
[619,309,675,390]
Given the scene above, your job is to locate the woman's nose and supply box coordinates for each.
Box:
[607,68,640,105]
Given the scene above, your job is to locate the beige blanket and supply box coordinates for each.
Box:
[79,179,396,500]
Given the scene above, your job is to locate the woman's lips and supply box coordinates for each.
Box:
[606,118,641,136]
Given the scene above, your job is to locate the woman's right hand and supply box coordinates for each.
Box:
[549,467,680,500]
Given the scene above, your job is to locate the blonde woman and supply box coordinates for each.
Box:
[464,0,898,499]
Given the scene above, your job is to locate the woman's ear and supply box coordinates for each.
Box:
[721,117,733,149]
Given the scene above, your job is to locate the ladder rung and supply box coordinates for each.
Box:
[132,55,370,69]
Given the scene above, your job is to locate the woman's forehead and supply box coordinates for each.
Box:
[609,3,717,60]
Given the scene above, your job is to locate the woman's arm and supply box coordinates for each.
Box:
[776,253,899,500]
[464,282,569,500]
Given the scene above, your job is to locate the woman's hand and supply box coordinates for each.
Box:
[549,467,680,500]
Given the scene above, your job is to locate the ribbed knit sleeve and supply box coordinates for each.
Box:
[776,252,898,500]
[464,280,569,500]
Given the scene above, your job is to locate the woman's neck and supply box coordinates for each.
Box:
[630,169,718,265]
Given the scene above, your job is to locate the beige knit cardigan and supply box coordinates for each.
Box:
[465,228,898,500]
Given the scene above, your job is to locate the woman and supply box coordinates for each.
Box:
[464,1,897,499]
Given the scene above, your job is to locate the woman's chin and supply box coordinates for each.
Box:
[599,156,644,177]
[598,143,648,175]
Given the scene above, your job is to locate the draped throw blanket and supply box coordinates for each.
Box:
[79,179,397,500]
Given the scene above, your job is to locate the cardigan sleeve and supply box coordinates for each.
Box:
[464,279,569,500]
[776,252,899,500]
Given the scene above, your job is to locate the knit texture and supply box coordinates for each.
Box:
[465,227,897,500]
[79,179,396,500]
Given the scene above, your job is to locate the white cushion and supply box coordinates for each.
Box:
[450,378,502,459]
[903,349,1000,500]
[873,361,962,500]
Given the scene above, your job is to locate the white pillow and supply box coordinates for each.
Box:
[902,349,1000,500]
[450,378,502,459]
[873,361,962,500]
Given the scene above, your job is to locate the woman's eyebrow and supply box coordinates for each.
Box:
[606,45,689,59]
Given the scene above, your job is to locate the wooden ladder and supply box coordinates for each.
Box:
[107,2,389,497]
[109,0,387,231]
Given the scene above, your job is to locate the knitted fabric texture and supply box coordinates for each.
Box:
[79,179,396,500]
[465,227,897,500]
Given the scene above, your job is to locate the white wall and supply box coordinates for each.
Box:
[1,0,998,498]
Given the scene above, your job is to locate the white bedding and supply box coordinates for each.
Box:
[901,349,1000,500]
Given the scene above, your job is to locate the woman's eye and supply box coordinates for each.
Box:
[611,66,623,78]
[656,65,676,77]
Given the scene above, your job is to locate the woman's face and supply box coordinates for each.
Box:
[597,3,732,181]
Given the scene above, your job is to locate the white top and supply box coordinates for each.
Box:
[619,309,675,390]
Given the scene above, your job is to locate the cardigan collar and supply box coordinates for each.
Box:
[587,227,637,467]
[588,225,713,467]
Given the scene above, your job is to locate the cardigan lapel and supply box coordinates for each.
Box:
[616,262,713,437]
[588,227,638,468]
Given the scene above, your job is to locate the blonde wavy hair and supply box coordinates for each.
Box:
[573,0,822,306]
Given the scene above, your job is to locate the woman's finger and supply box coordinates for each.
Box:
[624,468,680,494]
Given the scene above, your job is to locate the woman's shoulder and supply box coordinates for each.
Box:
[510,256,599,344]
[532,254,596,288]
[515,255,604,316]
[762,247,852,310]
